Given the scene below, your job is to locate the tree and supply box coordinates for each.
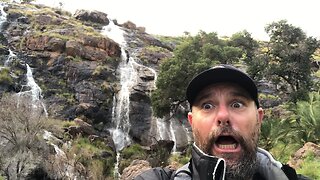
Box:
[264,20,319,102]
[0,94,48,179]
[151,31,247,117]
[229,31,266,79]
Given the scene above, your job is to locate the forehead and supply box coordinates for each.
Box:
[194,82,252,102]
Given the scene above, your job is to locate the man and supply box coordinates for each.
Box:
[135,64,309,180]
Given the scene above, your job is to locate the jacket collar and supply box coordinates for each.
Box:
[191,143,226,180]
[190,144,290,180]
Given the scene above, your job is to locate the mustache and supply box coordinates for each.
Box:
[206,126,247,154]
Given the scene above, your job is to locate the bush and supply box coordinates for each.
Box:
[0,94,48,179]
[119,144,146,173]
[0,68,13,85]
[296,151,320,179]
[68,137,116,178]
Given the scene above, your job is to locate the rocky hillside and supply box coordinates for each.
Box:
[0,1,180,179]
[1,1,177,140]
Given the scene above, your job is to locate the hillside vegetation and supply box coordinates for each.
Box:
[0,1,320,179]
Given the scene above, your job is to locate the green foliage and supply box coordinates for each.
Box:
[121,143,146,159]
[154,35,187,47]
[119,144,146,173]
[296,151,320,179]
[93,65,108,76]
[169,153,190,166]
[152,31,248,117]
[315,70,320,78]
[289,91,320,144]
[264,20,319,102]
[71,137,116,178]
[58,92,76,104]
[61,120,76,128]
[169,145,192,167]
[268,142,300,163]
[0,68,13,85]
[259,115,294,151]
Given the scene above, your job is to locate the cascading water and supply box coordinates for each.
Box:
[4,49,16,67]
[145,63,178,151]
[101,20,138,179]
[0,2,7,28]
[101,20,135,152]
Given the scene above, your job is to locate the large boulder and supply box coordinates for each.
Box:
[74,9,109,25]
[121,160,151,180]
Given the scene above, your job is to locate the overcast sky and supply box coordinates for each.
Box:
[34,0,320,41]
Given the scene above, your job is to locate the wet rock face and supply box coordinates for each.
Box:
[1,1,192,155]
[127,65,155,145]
[1,3,123,126]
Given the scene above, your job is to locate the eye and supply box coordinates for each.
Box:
[231,101,244,108]
[202,103,214,110]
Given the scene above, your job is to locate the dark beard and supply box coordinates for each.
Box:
[193,125,259,180]
[224,152,257,180]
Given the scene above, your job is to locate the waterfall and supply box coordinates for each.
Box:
[101,20,136,152]
[101,20,137,180]
[0,2,7,29]
[25,64,42,101]
[100,19,180,179]
[145,62,178,150]
[4,49,16,66]
[16,64,48,116]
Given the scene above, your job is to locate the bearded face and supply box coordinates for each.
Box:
[193,121,261,180]
[188,83,264,180]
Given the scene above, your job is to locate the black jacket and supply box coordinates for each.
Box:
[134,144,310,180]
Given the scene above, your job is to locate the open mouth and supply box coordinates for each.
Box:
[215,135,239,150]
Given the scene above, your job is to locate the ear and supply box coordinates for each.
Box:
[257,107,264,124]
[188,112,193,125]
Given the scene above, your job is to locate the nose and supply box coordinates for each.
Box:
[216,104,230,126]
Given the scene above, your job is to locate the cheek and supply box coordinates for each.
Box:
[232,113,259,136]
[191,115,213,139]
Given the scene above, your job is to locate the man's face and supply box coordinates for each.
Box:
[188,83,264,179]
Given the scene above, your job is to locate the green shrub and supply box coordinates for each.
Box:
[268,142,300,163]
[61,120,76,128]
[121,144,146,159]
[70,137,116,178]
[169,153,190,167]
[119,144,146,174]
[296,152,320,179]
[0,68,13,85]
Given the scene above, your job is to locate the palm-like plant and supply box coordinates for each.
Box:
[292,91,320,144]
[259,117,292,151]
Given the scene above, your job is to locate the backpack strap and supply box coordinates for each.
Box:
[134,167,174,180]
[170,159,192,179]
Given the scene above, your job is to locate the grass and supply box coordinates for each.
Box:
[268,142,320,179]
[269,142,301,163]
[296,152,320,179]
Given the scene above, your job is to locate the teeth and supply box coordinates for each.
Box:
[218,144,236,149]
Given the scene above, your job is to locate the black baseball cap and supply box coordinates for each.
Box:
[186,64,259,108]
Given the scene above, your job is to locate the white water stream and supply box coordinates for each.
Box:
[101,20,136,179]
[0,2,7,28]
[102,20,135,152]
